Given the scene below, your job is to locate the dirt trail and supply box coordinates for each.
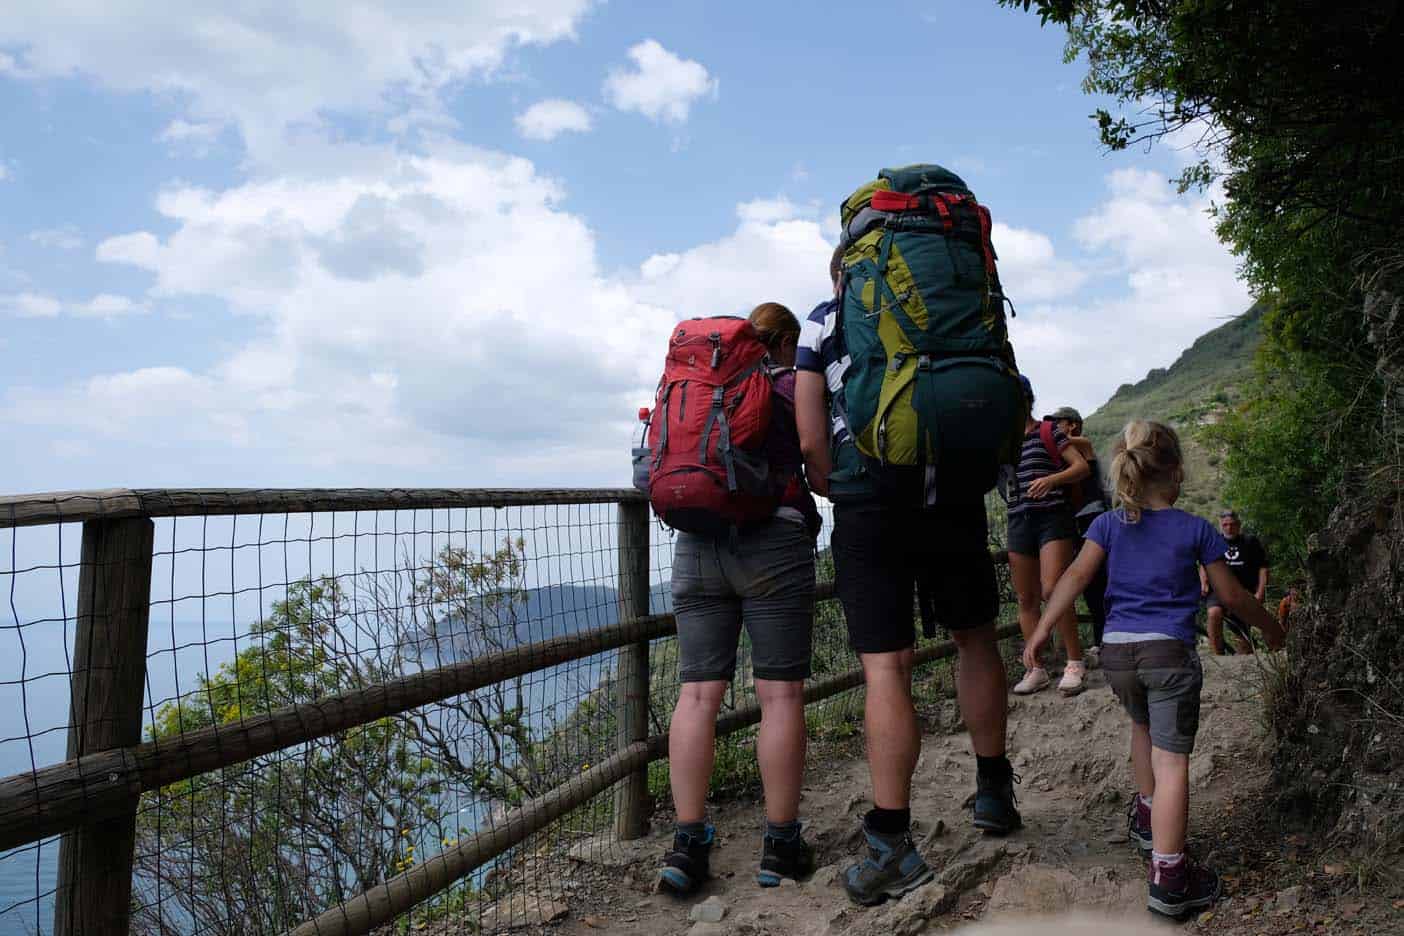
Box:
[548,652,1292,935]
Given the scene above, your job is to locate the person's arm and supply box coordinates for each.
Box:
[1256,566,1269,604]
[795,369,831,497]
[1206,561,1284,650]
[1064,436,1095,461]
[1199,564,1211,598]
[1026,443,1091,500]
[1024,539,1106,668]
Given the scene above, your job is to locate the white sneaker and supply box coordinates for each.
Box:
[1013,667,1050,695]
[1083,646,1101,670]
[1059,660,1087,696]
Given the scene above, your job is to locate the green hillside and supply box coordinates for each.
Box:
[1083,302,1264,520]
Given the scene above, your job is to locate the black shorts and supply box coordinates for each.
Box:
[1006,505,1078,556]
[832,499,998,655]
[1205,596,1253,642]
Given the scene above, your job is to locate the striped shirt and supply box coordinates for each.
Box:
[1009,423,1070,515]
[794,299,849,443]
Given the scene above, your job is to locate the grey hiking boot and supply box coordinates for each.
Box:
[842,822,935,906]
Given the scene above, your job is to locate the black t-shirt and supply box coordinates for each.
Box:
[1222,534,1269,592]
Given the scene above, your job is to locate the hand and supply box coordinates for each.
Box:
[1200,581,1210,598]
[1026,477,1054,500]
[1022,634,1046,671]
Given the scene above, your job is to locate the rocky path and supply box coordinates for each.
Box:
[541,652,1342,935]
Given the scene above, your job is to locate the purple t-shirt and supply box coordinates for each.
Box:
[1086,508,1228,644]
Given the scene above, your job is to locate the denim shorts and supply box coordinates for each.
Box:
[1102,639,1204,754]
[672,517,816,682]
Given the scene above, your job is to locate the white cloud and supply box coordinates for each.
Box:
[515,99,593,141]
[1010,168,1252,418]
[992,223,1088,303]
[604,39,717,124]
[0,1,594,158]
[74,293,149,318]
[8,143,842,486]
[2,292,61,318]
[0,290,149,318]
[27,226,83,250]
[158,118,224,156]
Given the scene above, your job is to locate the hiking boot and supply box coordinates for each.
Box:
[1147,855,1223,920]
[1127,795,1153,857]
[843,822,935,906]
[1012,666,1050,695]
[1058,660,1087,695]
[973,768,1023,836]
[757,831,816,887]
[658,825,714,897]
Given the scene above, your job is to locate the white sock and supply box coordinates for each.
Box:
[1139,793,1154,808]
[1151,850,1183,867]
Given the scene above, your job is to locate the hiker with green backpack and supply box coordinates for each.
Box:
[795,165,1026,906]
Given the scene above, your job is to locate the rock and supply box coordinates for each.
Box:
[939,844,1007,894]
[567,832,655,868]
[985,864,1142,918]
[688,923,726,936]
[690,895,727,924]
[880,883,952,936]
[1274,885,1303,910]
[779,875,798,888]
[582,915,609,929]
[807,862,842,890]
[481,895,570,933]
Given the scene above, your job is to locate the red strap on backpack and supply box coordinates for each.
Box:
[1039,419,1064,468]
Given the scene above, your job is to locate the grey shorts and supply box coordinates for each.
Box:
[672,518,816,682]
[1102,639,1203,754]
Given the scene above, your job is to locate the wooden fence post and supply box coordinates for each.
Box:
[613,501,651,840]
[54,517,154,936]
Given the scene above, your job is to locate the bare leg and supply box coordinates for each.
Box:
[1149,747,1190,855]
[862,649,918,809]
[1131,722,1155,798]
[1010,552,1043,652]
[755,678,806,824]
[1206,606,1226,654]
[668,680,728,824]
[951,625,1007,757]
[1039,537,1082,661]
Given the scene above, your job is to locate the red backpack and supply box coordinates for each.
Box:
[1037,419,1086,512]
[633,317,779,535]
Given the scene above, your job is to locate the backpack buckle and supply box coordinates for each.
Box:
[916,354,936,372]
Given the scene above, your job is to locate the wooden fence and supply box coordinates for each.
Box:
[0,488,1027,936]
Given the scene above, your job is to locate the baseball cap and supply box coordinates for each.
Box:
[1046,406,1082,422]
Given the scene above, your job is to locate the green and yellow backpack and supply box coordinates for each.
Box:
[835,164,1025,504]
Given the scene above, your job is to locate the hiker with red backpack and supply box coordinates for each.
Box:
[1049,405,1111,665]
[1007,379,1091,696]
[634,302,820,896]
[795,166,1026,906]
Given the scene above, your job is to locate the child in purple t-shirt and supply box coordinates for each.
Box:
[1025,420,1277,921]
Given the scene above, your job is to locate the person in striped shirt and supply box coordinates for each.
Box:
[1007,377,1091,696]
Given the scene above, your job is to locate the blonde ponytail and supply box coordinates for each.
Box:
[1109,420,1184,522]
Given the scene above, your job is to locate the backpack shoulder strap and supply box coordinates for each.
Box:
[1039,419,1063,467]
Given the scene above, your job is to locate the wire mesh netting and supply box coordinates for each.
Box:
[0,491,1017,935]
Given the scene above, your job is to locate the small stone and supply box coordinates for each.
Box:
[778,876,798,888]
[689,895,727,924]
[582,915,609,929]
[807,862,841,890]
[1275,885,1303,909]
[688,922,726,936]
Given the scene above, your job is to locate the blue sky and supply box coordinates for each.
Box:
[0,1,1251,494]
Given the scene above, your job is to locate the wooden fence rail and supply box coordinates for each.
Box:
[0,487,1036,936]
